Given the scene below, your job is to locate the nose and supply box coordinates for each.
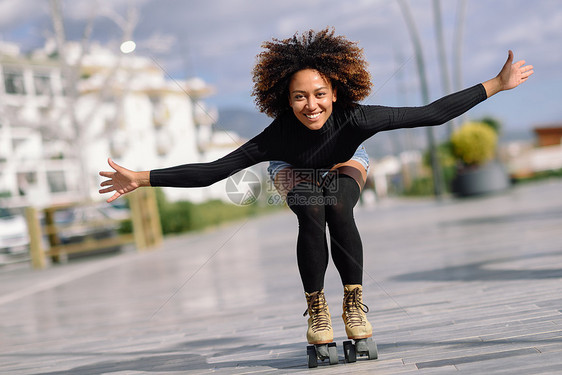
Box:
[305,96,317,110]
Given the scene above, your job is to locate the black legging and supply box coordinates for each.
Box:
[287,174,363,293]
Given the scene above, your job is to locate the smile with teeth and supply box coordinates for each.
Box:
[305,112,322,120]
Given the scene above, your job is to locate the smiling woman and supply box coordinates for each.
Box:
[287,69,337,131]
[251,28,372,118]
[99,27,532,366]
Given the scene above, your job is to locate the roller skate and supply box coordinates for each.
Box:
[341,284,378,363]
[303,289,338,367]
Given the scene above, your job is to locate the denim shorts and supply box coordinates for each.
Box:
[267,144,370,183]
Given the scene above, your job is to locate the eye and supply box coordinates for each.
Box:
[294,94,304,100]
[316,92,326,97]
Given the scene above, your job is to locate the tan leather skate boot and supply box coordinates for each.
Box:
[303,289,334,344]
[342,284,372,339]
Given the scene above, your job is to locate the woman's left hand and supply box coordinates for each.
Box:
[483,50,534,97]
[497,50,534,91]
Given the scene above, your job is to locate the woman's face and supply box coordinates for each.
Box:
[288,69,337,130]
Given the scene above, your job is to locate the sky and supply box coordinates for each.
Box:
[1,0,561,135]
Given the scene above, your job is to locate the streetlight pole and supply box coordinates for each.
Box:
[396,0,444,198]
[49,0,91,201]
[433,0,455,139]
[453,0,468,125]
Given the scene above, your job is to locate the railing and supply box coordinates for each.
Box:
[25,189,162,269]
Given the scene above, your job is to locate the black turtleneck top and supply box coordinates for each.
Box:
[150,83,487,188]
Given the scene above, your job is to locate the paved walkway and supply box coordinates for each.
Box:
[1,180,562,374]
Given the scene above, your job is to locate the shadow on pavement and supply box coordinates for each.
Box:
[24,336,562,374]
[391,251,562,282]
[27,341,306,374]
[438,207,562,227]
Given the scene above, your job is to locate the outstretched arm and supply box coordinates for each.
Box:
[356,50,534,135]
[99,127,277,202]
[99,159,150,203]
[482,50,534,98]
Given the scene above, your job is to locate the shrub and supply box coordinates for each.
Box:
[450,122,498,167]
[480,116,502,134]
[153,188,281,235]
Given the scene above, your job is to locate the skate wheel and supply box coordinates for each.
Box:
[366,338,378,360]
[316,343,330,359]
[328,342,338,365]
[307,343,338,367]
[354,338,378,360]
[307,345,318,368]
[343,340,357,363]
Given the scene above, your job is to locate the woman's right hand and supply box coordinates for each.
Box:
[99,158,150,203]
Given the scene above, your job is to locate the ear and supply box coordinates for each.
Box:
[332,86,337,102]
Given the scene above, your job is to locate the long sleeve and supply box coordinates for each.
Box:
[354,83,487,136]
[149,84,487,187]
[149,128,277,188]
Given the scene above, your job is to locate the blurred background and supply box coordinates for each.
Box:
[1,0,561,264]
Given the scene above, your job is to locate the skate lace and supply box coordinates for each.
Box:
[344,288,369,329]
[303,292,331,333]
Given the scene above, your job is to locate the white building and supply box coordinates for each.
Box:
[0,41,72,208]
[0,40,242,208]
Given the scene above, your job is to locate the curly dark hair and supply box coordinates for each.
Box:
[251,27,372,118]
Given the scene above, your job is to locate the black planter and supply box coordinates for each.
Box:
[451,160,510,197]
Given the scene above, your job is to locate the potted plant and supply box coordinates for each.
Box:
[450,120,510,197]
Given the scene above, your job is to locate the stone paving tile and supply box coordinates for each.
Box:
[1,180,561,374]
[455,350,562,374]
[415,347,539,369]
